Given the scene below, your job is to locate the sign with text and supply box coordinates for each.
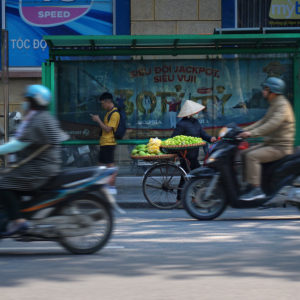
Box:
[269,0,300,19]
[6,0,112,66]
[236,0,300,28]
[56,58,293,139]
[20,0,94,27]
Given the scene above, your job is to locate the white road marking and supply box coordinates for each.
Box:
[0,245,125,251]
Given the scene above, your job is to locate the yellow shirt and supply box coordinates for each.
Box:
[100,107,120,146]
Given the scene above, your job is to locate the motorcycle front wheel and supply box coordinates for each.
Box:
[182,177,227,220]
[58,195,113,254]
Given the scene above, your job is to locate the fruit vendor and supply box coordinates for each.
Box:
[172,100,217,202]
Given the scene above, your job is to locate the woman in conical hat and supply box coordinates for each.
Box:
[172,99,217,203]
[177,99,205,118]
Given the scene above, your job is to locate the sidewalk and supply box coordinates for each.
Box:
[114,163,154,208]
[115,175,152,208]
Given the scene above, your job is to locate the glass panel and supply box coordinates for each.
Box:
[56,56,293,140]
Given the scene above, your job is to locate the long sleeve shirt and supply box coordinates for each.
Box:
[171,117,212,142]
[245,95,295,151]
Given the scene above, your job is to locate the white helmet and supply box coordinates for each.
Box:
[9,111,22,121]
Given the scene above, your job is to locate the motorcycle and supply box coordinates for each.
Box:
[0,166,123,254]
[182,124,300,220]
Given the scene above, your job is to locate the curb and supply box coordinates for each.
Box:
[116,176,144,186]
[117,202,153,209]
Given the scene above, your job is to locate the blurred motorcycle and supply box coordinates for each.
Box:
[0,166,123,254]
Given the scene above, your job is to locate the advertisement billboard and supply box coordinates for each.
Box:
[55,58,293,140]
[223,0,300,28]
[6,0,114,67]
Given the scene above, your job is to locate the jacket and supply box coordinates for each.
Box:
[171,117,212,142]
[0,110,67,191]
[245,95,295,152]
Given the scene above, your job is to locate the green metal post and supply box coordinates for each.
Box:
[294,53,300,146]
[42,62,48,86]
[49,62,56,114]
[42,61,56,115]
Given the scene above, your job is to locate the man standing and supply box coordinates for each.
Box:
[90,92,120,194]
[239,77,295,201]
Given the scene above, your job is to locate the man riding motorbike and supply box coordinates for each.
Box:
[0,84,68,236]
[238,77,295,201]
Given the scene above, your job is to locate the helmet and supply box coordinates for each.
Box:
[262,77,286,94]
[25,85,51,106]
[9,111,22,121]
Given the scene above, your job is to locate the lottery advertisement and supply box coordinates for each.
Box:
[55,58,293,140]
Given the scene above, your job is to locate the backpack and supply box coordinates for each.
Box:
[107,102,127,139]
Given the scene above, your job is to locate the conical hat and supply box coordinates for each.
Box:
[177,100,205,118]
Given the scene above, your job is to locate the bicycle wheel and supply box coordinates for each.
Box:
[142,162,187,209]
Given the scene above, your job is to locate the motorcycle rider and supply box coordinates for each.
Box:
[0,85,68,236]
[238,77,295,201]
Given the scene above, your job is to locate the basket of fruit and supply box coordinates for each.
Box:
[131,138,177,161]
[131,153,177,161]
[161,135,206,153]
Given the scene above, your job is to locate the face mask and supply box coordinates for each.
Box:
[22,101,30,112]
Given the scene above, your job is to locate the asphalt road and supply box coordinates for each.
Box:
[1,207,300,300]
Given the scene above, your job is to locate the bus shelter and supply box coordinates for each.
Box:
[42,33,300,167]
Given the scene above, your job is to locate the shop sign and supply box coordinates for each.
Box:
[228,0,300,28]
[269,0,300,19]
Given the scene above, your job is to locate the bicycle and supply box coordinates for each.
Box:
[132,142,206,209]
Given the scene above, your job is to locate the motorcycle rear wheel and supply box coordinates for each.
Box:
[183,177,227,220]
[58,195,113,254]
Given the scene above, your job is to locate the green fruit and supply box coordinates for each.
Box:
[162,135,203,146]
[136,144,146,150]
[132,149,138,155]
[139,151,146,156]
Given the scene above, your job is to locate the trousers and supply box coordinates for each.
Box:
[0,190,22,220]
[242,144,288,186]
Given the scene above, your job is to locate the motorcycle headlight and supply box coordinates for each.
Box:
[206,149,225,164]
[206,157,216,164]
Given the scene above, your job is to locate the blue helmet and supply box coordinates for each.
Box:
[262,77,286,94]
[25,85,51,106]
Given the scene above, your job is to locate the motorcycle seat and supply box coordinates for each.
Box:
[261,151,300,189]
[41,167,100,190]
[262,150,300,169]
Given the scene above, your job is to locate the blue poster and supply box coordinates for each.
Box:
[6,0,113,67]
[56,58,293,140]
